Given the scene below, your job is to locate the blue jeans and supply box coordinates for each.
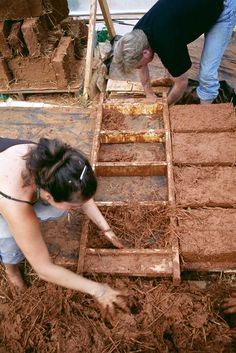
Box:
[0,201,67,264]
[197,0,236,101]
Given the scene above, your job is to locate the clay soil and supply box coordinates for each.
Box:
[170,103,236,132]
[87,204,174,249]
[0,267,235,353]
[0,66,235,352]
[172,132,236,165]
[177,208,236,267]
[101,109,164,131]
[98,142,166,162]
[174,166,236,207]
[95,175,168,202]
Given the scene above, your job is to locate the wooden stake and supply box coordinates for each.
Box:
[98,0,116,39]
[83,0,97,99]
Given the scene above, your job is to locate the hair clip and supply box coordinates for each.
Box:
[80,165,87,181]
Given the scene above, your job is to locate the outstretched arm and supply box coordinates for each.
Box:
[138,65,157,101]
[4,203,126,313]
[82,198,125,248]
[222,293,236,314]
[167,72,188,106]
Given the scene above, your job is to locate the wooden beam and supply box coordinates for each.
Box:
[83,0,97,99]
[98,0,116,39]
[99,130,165,143]
[95,161,167,176]
[84,248,174,276]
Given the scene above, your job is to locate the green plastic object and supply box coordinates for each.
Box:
[97,27,110,43]
[0,94,9,101]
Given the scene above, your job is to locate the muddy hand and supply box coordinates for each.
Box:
[95,284,128,320]
[103,229,126,249]
[222,293,236,314]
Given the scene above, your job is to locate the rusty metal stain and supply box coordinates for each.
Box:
[100,130,165,144]
[103,101,163,115]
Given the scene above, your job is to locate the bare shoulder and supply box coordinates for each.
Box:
[0,143,35,204]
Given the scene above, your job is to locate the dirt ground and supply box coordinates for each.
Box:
[0,90,236,353]
[0,266,236,353]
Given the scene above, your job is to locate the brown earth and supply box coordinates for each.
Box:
[95,175,168,202]
[177,208,236,267]
[0,45,236,353]
[0,269,235,353]
[87,204,173,249]
[0,16,87,90]
[174,166,236,207]
[170,103,236,132]
[98,142,166,162]
[172,132,236,165]
[0,0,69,23]
[101,109,164,131]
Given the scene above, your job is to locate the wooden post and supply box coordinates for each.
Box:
[98,0,116,39]
[83,0,97,99]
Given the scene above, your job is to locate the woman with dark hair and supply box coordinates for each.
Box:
[0,137,125,312]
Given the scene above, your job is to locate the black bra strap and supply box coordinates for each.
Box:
[0,186,40,205]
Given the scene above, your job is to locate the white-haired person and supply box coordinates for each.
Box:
[113,0,236,106]
[0,137,125,314]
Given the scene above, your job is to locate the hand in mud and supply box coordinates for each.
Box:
[222,293,236,314]
[95,284,128,320]
[103,229,126,249]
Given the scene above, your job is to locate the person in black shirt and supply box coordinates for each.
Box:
[113,0,236,106]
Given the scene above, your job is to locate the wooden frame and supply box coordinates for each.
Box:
[83,0,116,99]
[77,92,181,283]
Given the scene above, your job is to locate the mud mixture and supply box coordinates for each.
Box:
[0,271,235,353]
[0,68,235,352]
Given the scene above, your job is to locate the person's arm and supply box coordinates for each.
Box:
[222,293,236,314]
[3,203,125,312]
[167,72,188,106]
[82,198,125,248]
[151,68,174,87]
[138,65,157,101]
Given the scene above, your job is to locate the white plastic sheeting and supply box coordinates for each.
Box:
[68,0,156,16]
[68,0,157,35]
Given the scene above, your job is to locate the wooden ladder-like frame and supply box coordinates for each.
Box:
[77,92,181,284]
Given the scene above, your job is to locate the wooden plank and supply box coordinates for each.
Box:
[87,248,173,255]
[0,86,81,95]
[90,93,104,169]
[106,79,140,92]
[84,248,173,276]
[106,79,169,95]
[103,101,163,114]
[96,161,167,176]
[77,219,90,273]
[98,0,116,39]
[162,93,181,284]
[100,130,165,143]
[172,245,181,285]
[83,0,97,99]
[95,200,168,207]
[163,93,175,203]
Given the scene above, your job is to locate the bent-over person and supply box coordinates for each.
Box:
[0,137,125,314]
[113,0,236,106]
